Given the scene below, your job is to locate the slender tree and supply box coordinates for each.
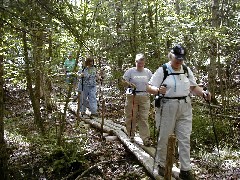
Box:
[208,0,220,102]
[0,4,10,178]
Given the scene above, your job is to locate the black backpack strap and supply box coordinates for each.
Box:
[182,64,189,78]
[155,64,168,98]
[82,66,85,72]
[161,63,168,85]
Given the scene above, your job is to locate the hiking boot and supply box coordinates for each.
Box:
[80,112,86,117]
[158,165,165,177]
[143,137,152,147]
[90,113,98,119]
[130,137,135,143]
[179,170,196,180]
[73,95,78,102]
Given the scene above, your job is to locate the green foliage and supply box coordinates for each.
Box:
[192,104,215,152]
[2,0,239,105]
[148,105,156,142]
[4,95,89,179]
[46,141,87,178]
[191,102,239,154]
[28,122,89,178]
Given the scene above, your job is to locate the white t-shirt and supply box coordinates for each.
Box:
[149,62,197,97]
[123,67,152,95]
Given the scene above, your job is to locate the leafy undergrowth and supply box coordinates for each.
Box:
[4,88,151,180]
[5,128,150,179]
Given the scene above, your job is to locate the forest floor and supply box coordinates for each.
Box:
[4,86,240,180]
[4,87,151,180]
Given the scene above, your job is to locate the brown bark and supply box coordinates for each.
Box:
[23,31,45,135]
[0,13,10,179]
[175,0,180,15]
[208,0,220,103]
[147,1,161,60]
[164,134,176,180]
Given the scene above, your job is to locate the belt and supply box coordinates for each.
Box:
[164,96,187,100]
[132,91,148,95]
[133,91,148,95]
[134,91,146,93]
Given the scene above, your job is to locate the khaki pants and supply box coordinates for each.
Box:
[155,96,192,171]
[124,94,150,141]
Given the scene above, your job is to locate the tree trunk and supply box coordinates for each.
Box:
[217,0,228,107]
[43,30,54,113]
[130,1,138,57]
[147,1,161,60]
[57,46,81,146]
[175,0,180,15]
[208,0,220,103]
[165,134,176,180]
[0,14,10,180]
[57,83,73,145]
[23,31,45,135]
[115,1,123,69]
[33,29,45,134]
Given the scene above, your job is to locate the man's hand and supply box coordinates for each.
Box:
[158,84,167,95]
[203,88,211,101]
[129,83,136,89]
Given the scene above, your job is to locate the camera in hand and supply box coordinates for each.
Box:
[155,95,162,107]
[126,87,136,95]
[155,84,167,108]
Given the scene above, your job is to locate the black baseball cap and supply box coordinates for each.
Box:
[171,44,186,60]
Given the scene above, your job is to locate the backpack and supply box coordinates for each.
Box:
[155,64,189,107]
[161,63,189,84]
[161,64,189,84]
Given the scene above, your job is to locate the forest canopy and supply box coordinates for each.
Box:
[1,0,239,104]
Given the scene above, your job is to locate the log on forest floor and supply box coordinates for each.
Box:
[69,103,179,180]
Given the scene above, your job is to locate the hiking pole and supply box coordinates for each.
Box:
[76,74,84,120]
[99,72,105,139]
[130,86,136,140]
[81,75,84,117]
[77,73,84,118]
[153,107,156,146]
[76,90,81,122]
[154,84,167,143]
[153,84,167,172]
[99,70,104,110]
[101,99,105,139]
[203,87,220,158]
